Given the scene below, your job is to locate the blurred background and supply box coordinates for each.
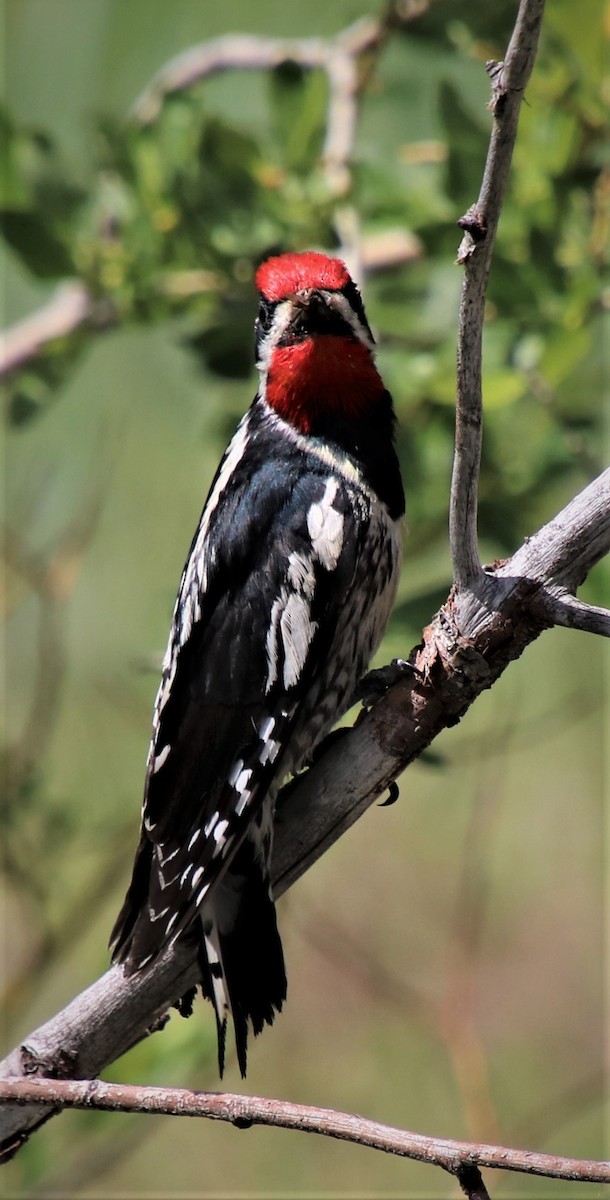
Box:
[1,1,607,1196]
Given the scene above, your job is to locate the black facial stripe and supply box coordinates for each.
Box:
[257,296,278,336]
[340,279,375,345]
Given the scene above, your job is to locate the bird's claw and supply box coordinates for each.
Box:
[356,657,421,707]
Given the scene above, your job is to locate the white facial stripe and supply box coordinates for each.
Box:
[256,298,297,379]
[320,290,375,351]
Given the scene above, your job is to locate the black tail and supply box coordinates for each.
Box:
[200,837,287,1077]
[111,833,287,1077]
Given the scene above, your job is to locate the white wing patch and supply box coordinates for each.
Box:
[280,592,317,689]
[265,477,344,694]
[307,477,344,570]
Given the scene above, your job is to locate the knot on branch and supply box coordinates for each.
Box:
[456,205,488,264]
[485,59,509,114]
[21,1043,77,1081]
[457,206,488,243]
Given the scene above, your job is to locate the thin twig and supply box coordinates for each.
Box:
[0,1078,608,1186]
[450,0,546,588]
[130,20,381,133]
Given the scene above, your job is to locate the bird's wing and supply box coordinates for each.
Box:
[111,429,364,966]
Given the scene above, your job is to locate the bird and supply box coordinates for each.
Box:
[110,250,405,1077]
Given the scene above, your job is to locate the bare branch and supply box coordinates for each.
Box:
[130,20,380,131]
[530,589,610,637]
[0,282,93,378]
[1,1079,608,1187]
[450,0,546,588]
[132,35,332,123]
[498,467,610,591]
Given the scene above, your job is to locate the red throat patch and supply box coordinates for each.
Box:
[265,336,384,433]
[256,252,351,302]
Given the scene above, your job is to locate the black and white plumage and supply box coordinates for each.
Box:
[111,251,405,1076]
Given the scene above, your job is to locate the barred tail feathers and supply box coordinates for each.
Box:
[111,833,286,1078]
[199,846,287,1077]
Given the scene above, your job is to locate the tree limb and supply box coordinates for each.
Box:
[450,0,546,588]
[1,1079,608,1188]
